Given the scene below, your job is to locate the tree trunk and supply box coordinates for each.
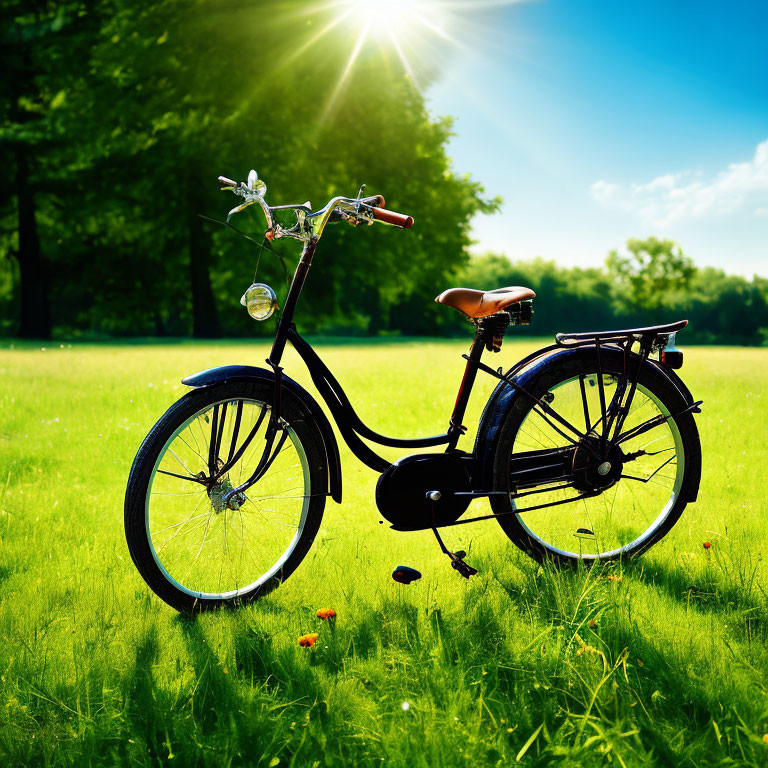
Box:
[15,147,51,339]
[187,179,220,338]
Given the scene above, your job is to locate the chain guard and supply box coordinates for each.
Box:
[375,453,472,531]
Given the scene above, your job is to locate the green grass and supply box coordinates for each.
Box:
[1,337,767,767]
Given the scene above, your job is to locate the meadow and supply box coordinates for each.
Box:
[0,337,767,767]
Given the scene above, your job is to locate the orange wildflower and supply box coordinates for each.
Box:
[298,633,319,648]
[607,574,622,583]
[316,608,337,620]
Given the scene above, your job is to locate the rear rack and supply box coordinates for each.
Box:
[555,319,687,346]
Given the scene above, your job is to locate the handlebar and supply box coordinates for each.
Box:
[217,171,414,242]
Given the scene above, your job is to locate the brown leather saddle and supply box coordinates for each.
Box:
[435,286,536,318]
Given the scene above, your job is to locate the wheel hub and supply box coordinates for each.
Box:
[572,436,624,493]
[208,476,246,513]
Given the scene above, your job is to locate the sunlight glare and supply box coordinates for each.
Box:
[348,0,419,36]
[307,0,523,123]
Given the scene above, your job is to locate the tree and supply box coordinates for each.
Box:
[80,0,498,337]
[606,237,695,312]
[0,1,93,338]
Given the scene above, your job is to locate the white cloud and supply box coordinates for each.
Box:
[590,139,768,226]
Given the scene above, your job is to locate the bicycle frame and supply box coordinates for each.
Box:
[223,234,701,514]
[260,235,503,466]
[200,172,703,532]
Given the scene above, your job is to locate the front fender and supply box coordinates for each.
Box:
[182,365,342,503]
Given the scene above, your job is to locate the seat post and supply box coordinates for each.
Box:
[447,326,486,448]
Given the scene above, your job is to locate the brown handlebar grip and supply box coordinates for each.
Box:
[218,175,237,188]
[362,194,385,208]
[372,207,414,229]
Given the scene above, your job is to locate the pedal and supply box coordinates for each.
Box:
[449,550,477,579]
[430,518,478,579]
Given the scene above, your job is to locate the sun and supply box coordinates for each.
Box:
[290,0,523,122]
[314,0,453,118]
[346,0,424,36]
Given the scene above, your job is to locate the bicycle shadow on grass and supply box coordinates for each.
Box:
[485,555,759,760]
[174,606,326,711]
[119,624,180,766]
[621,555,768,638]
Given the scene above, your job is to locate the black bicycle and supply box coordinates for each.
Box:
[125,170,703,612]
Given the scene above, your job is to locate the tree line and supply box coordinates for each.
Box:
[458,239,768,346]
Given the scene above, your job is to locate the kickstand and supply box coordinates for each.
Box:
[431,503,477,579]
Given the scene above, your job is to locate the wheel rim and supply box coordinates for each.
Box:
[145,398,312,599]
[509,375,685,559]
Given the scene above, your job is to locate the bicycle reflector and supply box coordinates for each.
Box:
[240,283,278,321]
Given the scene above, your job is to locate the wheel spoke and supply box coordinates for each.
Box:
[579,374,590,432]
[151,510,209,536]
[178,433,207,465]
[621,454,676,484]
[156,468,205,484]
[228,400,244,463]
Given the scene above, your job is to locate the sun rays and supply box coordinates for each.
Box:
[288,0,526,123]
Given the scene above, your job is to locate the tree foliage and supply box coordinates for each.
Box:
[0,0,497,338]
[0,6,761,345]
[458,241,768,345]
[606,237,695,312]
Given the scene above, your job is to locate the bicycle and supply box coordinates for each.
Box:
[124,169,703,612]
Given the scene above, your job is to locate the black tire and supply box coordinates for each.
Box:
[125,380,327,612]
[490,350,701,565]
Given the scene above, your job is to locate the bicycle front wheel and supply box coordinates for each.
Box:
[491,352,701,565]
[125,380,327,611]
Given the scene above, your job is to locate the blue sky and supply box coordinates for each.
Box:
[425,0,768,275]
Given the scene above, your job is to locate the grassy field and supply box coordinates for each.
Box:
[1,337,767,767]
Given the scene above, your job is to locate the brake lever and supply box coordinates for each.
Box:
[226,199,255,222]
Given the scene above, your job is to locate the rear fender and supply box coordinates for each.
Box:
[182,365,342,503]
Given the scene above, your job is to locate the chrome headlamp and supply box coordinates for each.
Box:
[240,283,278,321]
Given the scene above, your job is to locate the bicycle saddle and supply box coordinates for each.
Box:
[435,286,536,318]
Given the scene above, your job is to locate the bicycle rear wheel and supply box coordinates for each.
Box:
[491,352,701,564]
[125,380,327,611]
